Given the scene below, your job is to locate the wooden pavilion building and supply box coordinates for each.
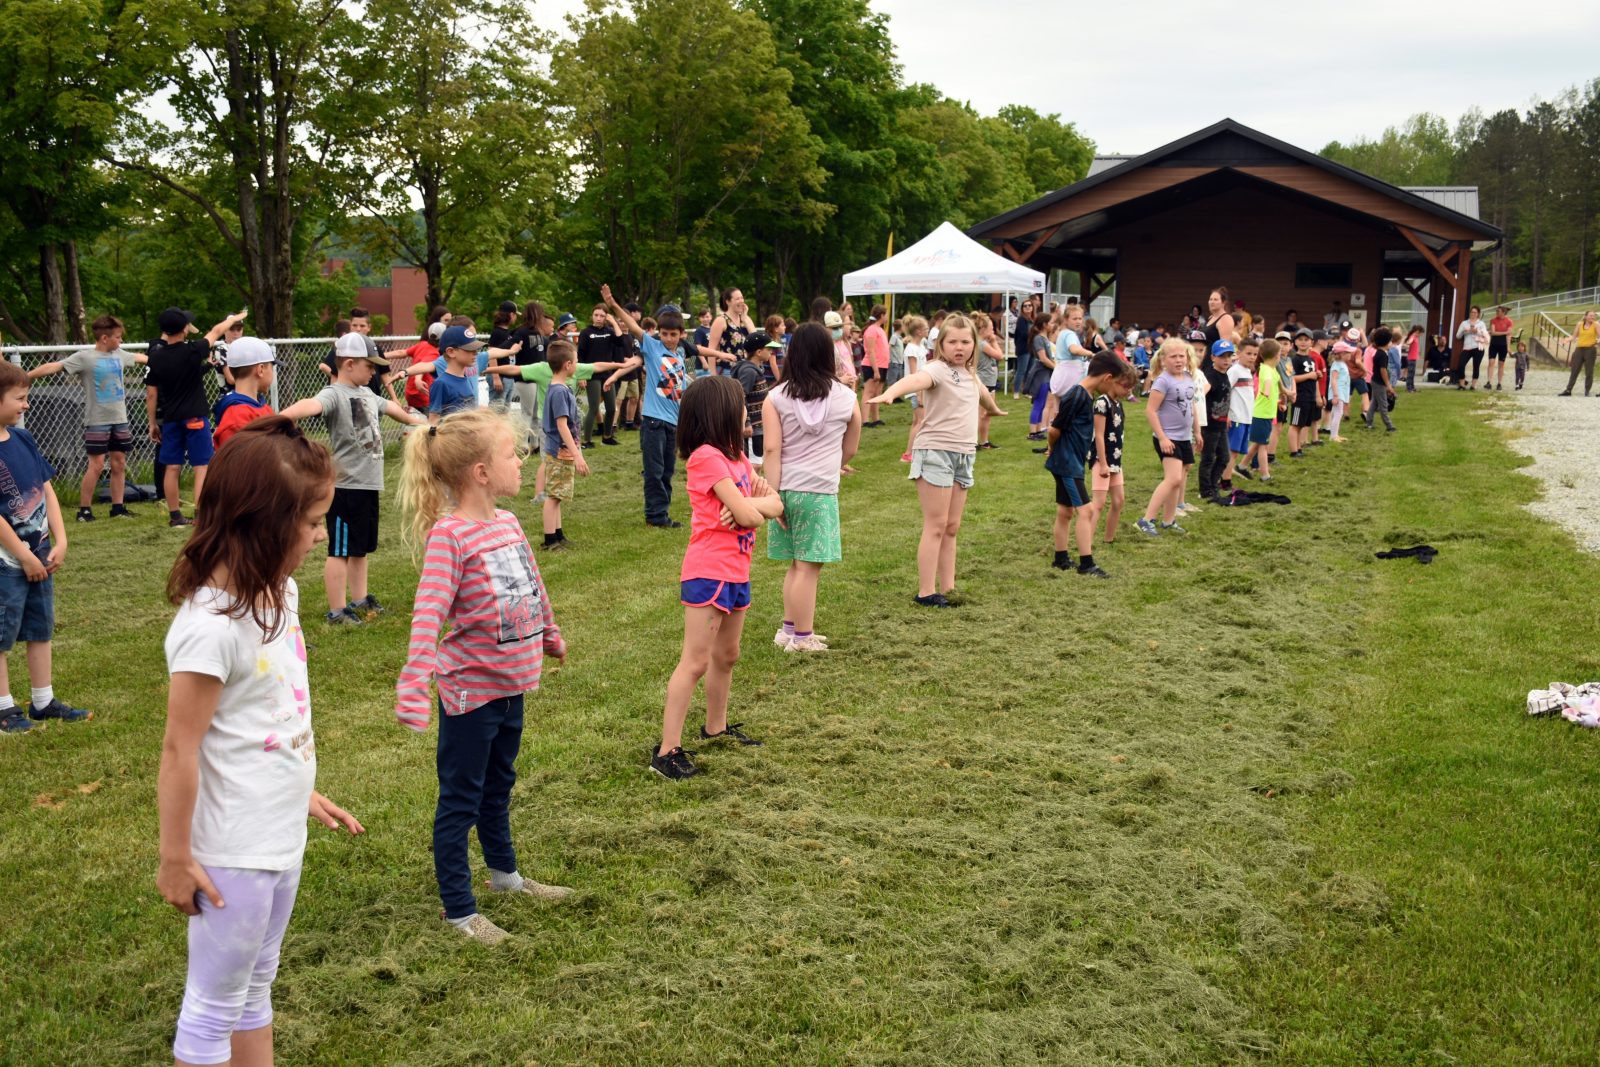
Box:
[969,119,1502,351]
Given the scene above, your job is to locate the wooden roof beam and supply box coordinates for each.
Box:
[1001,223,1064,265]
[1398,226,1459,290]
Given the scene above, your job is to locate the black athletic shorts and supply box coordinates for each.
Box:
[1291,402,1319,427]
[1488,336,1509,360]
[1152,436,1195,464]
[1054,473,1088,508]
[327,487,380,558]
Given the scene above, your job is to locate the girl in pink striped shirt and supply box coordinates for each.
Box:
[396,409,572,946]
[652,377,785,781]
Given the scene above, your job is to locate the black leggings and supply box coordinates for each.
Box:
[1461,348,1484,383]
[1566,346,1597,395]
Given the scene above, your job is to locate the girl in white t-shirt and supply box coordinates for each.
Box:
[875,313,1007,607]
[899,316,930,464]
[159,417,364,1067]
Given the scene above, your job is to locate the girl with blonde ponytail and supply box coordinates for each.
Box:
[395,408,574,946]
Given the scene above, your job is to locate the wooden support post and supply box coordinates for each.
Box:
[1078,270,1091,307]
[1087,273,1115,303]
[1448,244,1473,377]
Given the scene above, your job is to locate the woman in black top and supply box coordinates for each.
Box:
[1201,286,1235,366]
[506,301,549,422]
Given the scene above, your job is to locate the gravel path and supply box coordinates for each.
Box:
[1496,367,1600,554]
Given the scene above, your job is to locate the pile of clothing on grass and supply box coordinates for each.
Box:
[1526,681,1600,728]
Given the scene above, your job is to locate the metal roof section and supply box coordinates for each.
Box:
[1086,155,1136,177]
[1402,187,1481,220]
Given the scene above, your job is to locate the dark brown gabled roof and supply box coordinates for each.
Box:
[968,118,1503,243]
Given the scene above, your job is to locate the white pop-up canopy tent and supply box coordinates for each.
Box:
[841,221,1046,297]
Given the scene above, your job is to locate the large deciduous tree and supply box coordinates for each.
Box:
[110,0,360,336]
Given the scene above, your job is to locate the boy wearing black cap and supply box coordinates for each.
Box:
[427,324,486,422]
[145,306,248,526]
[281,333,424,624]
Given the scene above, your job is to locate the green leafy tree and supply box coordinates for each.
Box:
[346,0,558,312]
[549,0,825,309]
[0,0,152,342]
[110,0,363,335]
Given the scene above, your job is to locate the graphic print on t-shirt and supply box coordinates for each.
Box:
[655,352,688,404]
[482,540,545,644]
[0,466,48,568]
[93,356,127,407]
[348,394,380,459]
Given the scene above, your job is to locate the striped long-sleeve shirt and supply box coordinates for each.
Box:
[396,510,564,730]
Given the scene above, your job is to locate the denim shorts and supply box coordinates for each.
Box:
[908,448,974,489]
[157,418,215,467]
[0,564,53,650]
[680,578,751,614]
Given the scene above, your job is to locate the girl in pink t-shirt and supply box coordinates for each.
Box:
[653,376,785,781]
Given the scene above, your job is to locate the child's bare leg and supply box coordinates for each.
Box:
[1105,483,1124,539]
[192,465,207,505]
[915,479,952,596]
[701,609,747,736]
[660,607,718,754]
[324,556,348,614]
[936,485,968,594]
[787,561,823,633]
[109,451,127,505]
[1053,505,1073,552]
[543,497,560,536]
[1163,461,1183,521]
[79,454,105,508]
[25,640,49,691]
[164,465,182,512]
[347,556,369,604]
[1074,504,1096,556]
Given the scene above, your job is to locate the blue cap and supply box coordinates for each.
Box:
[1209,339,1236,357]
[556,313,577,328]
[438,324,483,351]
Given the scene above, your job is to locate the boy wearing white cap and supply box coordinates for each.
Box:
[211,336,279,449]
[280,332,424,624]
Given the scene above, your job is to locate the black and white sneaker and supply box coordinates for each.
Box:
[701,722,762,746]
[650,746,699,781]
[75,507,94,523]
[109,504,134,518]
[1077,565,1111,579]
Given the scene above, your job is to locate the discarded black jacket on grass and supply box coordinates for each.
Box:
[1219,490,1291,506]
[1376,544,1438,565]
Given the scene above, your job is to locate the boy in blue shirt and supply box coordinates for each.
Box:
[428,324,484,423]
[599,284,691,528]
[0,362,90,731]
[1044,352,1137,579]
[540,341,588,550]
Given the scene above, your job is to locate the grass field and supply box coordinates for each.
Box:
[1,386,1597,1065]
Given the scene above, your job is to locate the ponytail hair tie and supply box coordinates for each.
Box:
[428,425,437,437]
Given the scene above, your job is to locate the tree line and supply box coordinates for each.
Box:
[0,0,1094,344]
[1320,79,1600,302]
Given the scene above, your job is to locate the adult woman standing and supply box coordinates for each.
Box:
[1202,287,1235,359]
[861,305,891,426]
[706,287,756,375]
[509,301,551,421]
[1454,306,1489,390]
[1561,309,1598,396]
[1487,305,1513,391]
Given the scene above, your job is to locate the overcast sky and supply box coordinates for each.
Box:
[535,0,1599,153]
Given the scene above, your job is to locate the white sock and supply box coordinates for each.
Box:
[31,686,52,710]
[446,913,479,930]
[0,694,14,712]
[489,868,523,891]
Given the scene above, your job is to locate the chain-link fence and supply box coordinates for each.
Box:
[1,335,446,496]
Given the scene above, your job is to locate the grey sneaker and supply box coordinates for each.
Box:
[489,877,573,901]
[1135,518,1160,537]
[1159,521,1187,534]
[452,913,509,946]
[326,607,364,626]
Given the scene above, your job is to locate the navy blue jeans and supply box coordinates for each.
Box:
[640,416,677,524]
[434,694,523,919]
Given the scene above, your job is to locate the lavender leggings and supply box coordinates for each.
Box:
[173,864,302,1065]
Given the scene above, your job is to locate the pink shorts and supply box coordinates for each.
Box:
[1091,468,1124,492]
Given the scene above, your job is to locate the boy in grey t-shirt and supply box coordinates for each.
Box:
[281,332,423,624]
[26,313,149,522]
